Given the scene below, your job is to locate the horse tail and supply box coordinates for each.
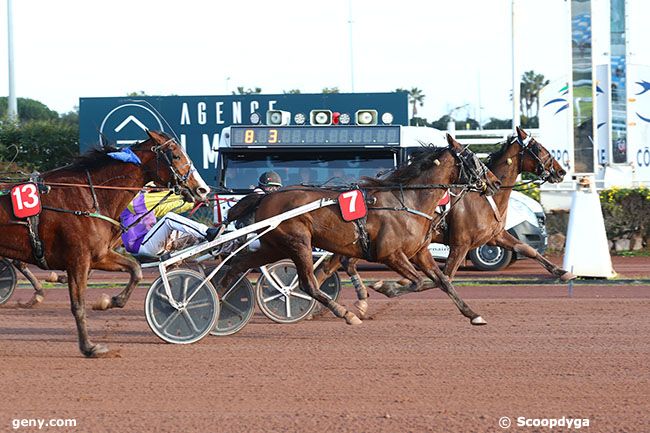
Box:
[226,193,264,224]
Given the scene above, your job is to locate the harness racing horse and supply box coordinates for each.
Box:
[315,127,571,317]
[221,134,501,326]
[0,131,209,357]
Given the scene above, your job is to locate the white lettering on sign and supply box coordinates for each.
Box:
[215,102,224,124]
[250,101,259,115]
[198,102,207,125]
[180,102,191,125]
[202,133,220,169]
[232,101,242,124]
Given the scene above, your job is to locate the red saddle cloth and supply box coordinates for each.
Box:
[437,190,450,207]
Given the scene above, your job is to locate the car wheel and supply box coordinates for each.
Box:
[468,245,513,271]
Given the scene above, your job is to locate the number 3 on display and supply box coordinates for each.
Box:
[11,183,42,218]
[338,189,367,221]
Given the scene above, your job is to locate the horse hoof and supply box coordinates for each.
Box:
[353,300,368,318]
[45,272,59,283]
[370,280,384,290]
[84,344,110,358]
[560,271,577,282]
[471,316,487,326]
[344,312,362,326]
[92,294,112,311]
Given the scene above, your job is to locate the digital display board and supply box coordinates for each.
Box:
[230,126,400,146]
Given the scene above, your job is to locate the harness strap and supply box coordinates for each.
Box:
[485,196,502,222]
[353,215,374,261]
[27,214,49,270]
[42,205,123,229]
[86,170,101,214]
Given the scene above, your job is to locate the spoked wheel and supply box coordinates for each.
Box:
[205,264,255,336]
[145,269,219,344]
[0,258,17,305]
[255,260,341,324]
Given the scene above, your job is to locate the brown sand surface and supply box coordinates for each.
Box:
[1,275,649,432]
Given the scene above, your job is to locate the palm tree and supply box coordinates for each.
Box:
[396,87,425,117]
[520,71,549,118]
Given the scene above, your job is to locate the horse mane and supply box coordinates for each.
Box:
[360,145,448,186]
[484,135,516,169]
[52,137,151,173]
[62,145,122,172]
[226,193,264,223]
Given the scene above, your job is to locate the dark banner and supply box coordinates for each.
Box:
[79,92,407,185]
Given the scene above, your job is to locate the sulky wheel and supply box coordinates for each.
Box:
[205,264,255,336]
[0,258,17,305]
[145,269,219,344]
[255,260,341,324]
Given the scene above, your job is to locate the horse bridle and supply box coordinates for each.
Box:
[151,139,197,194]
[515,134,556,182]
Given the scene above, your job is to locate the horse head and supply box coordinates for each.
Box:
[515,126,566,184]
[137,130,210,202]
[445,134,501,195]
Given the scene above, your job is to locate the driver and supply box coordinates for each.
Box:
[253,171,283,194]
[121,189,220,258]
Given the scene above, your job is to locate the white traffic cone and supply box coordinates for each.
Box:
[563,176,616,278]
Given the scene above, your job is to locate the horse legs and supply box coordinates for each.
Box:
[12,260,45,308]
[370,251,429,297]
[341,257,371,317]
[91,251,142,310]
[442,246,471,280]
[289,246,362,326]
[493,231,575,281]
[410,247,486,325]
[314,255,370,318]
[66,260,110,357]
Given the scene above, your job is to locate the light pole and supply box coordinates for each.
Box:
[348,0,355,93]
[7,0,18,120]
[511,0,521,129]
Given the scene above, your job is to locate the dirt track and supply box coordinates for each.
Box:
[1,275,650,432]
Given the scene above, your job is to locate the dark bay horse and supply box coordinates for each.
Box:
[222,134,501,326]
[0,131,209,357]
[316,127,572,317]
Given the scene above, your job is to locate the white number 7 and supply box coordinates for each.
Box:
[342,190,359,213]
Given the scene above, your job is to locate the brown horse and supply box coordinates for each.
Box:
[316,127,571,316]
[0,131,209,357]
[221,134,501,326]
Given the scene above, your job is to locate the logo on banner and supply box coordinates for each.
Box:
[338,190,367,221]
[11,183,42,218]
[99,103,164,147]
[542,83,569,116]
[635,80,650,123]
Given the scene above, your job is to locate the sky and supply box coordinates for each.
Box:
[0,0,569,123]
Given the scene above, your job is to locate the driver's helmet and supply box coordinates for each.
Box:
[258,171,283,188]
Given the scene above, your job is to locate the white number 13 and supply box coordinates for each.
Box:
[12,184,39,210]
